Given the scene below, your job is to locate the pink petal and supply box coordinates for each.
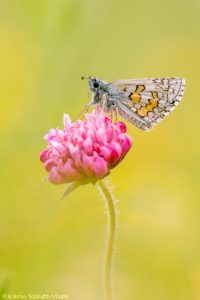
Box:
[99,146,112,160]
[50,141,66,156]
[81,153,96,177]
[104,117,111,126]
[67,143,79,157]
[107,142,122,166]
[83,138,93,155]
[44,129,56,141]
[96,127,106,144]
[63,114,71,128]
[48,167,66,184]
[44,159,56,171]
[40,149,49,162]
[59,161,82,181]
[120,134,132,156]
[93,156,108,178]
[117,121,127,133]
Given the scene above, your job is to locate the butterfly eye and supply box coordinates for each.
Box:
[93,81,99,88]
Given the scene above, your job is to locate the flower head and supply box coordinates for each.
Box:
[40,108,132,185]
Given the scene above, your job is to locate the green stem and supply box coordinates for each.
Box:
[96,179,117,300]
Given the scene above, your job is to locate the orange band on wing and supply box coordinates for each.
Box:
[129,85,145,103]
[137,91,159,117]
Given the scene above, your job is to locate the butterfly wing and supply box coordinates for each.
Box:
[109,78,185,130]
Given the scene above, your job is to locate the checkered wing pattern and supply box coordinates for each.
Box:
[112,78,185,130]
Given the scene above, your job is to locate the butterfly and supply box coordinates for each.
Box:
[82,77,185,130]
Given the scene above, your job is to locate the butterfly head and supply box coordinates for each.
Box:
[82,76,107,104]
[82,76,104,91]
[88,77,102,92]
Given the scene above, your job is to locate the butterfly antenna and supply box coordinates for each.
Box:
[81,76,91,80]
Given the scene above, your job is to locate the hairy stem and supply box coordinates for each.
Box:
[96,179,117,300]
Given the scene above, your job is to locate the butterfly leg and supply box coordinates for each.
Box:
[109,107,118,122]
[73,103,90,121]
[113,107,118,122]
[98,94,108,114]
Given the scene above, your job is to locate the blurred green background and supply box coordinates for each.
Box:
[0,0,200,299]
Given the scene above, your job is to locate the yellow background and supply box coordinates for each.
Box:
[0,1,200,299]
